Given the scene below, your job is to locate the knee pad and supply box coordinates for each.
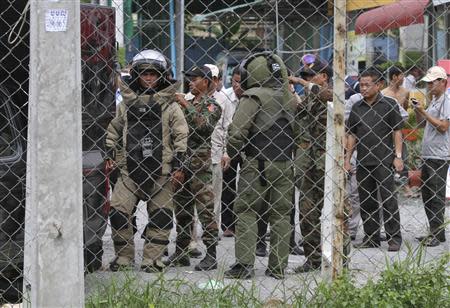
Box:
[109,208,129,231]
[147,208,173,230]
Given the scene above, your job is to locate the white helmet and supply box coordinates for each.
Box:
[130,49,172,91]
[131,49,170,76]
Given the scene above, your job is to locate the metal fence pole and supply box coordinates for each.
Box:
[331,0,347,280]
[24,0,84,306]
[175,0,185,90]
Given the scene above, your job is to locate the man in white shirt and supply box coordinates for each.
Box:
[205,64,236,228]
[402,66,422,91]
[414,66,450,247]
[219,66,241,237]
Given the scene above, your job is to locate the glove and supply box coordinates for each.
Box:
[170,169,185,192]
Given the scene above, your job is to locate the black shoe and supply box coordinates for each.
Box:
[224,262,255,279]
[163,252,190,267]
[109,257,133,272]
[265,268,285,280]
[294,262,321,273]
[189,247,203,258]
[416,235,429,242]
[141,260,165,273]
[425,238,441,247]
[289,244,304,256]
[387,242,401,252]
[354,238,381,249]
[194,246,217,271]
[416,235,446,243]
[194,254,217,271]
[222,229,235,237]
[256,245,268,257]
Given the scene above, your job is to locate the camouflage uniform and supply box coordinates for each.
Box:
[106,79,188,270]
[293,94,310,188]
[297,83,333,267]
[174,95,222,255]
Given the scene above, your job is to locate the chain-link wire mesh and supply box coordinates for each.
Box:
[0,0,449,305]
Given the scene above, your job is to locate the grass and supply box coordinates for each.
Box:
[86,245,449,308]
[86,273,263,308]
[308,244,450,308]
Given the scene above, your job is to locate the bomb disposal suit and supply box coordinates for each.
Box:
[225,53,296,279]
[105,50,188,272]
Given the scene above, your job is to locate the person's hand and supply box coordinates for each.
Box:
[411,98,424,113]
[221,154,231,171]
[288,76,301,84]
[171,170,185,191]
[175,93,189,109]
[288,76,308,87]
[105,159,117,170]
[393,157,404,173]
[344,160,352,174]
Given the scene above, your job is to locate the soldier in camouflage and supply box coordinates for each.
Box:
[288,59,333,272]
[105,49,188,272]
[164,66,222,271]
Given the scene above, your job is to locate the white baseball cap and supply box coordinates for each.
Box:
[421,66,447,82]
[204,64,220,78]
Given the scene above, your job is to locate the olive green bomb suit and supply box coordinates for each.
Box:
[227,53,296,275]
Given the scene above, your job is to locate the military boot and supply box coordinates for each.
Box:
[141,259,166,273]
[163,245,190,267]
[224,262,254,279]
[256,242,268,257]
[194,244,217,271]
[109,257,134,272]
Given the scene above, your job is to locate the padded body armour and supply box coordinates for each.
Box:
[126,99,163,197]
[244,87,295,161]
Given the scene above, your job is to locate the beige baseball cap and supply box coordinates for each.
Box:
[421,66,447,82]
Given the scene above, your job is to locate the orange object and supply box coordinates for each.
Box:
[408,170,422,187]
[402,128,418,142]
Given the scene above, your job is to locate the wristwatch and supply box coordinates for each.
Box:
[395,154,402,160]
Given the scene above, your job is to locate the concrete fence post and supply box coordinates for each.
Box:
[24,0,84,306]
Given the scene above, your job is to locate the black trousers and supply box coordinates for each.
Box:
[421,159,448,241]
[356,164,402,244]
[221,157,240,231]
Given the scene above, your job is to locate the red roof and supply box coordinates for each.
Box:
[355,0,429,35]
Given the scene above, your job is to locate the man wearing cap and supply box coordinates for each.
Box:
[414,66,450,247]
[204,64,235,229]
[165,65,222,270]
[345,68,404,252]
[288,58,333,272]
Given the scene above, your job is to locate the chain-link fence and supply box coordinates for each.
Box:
[1,0,449,306]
